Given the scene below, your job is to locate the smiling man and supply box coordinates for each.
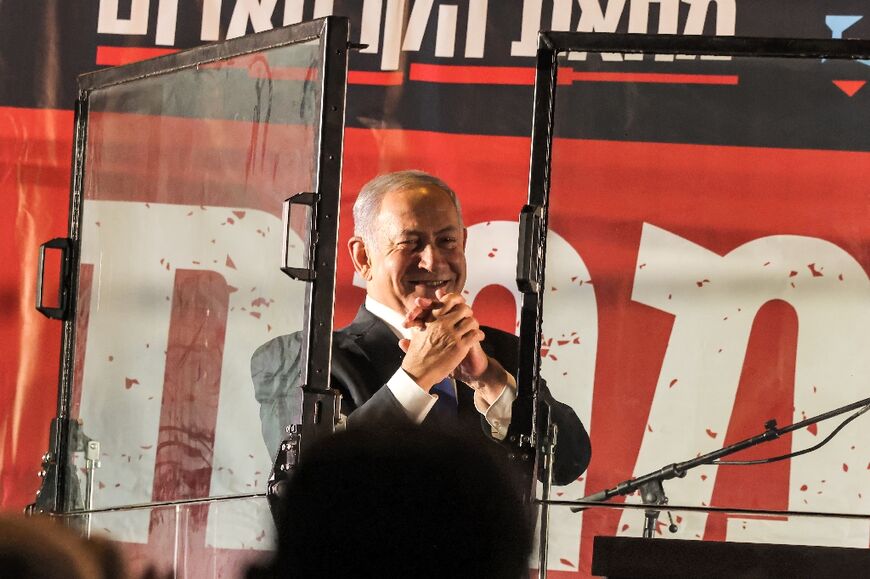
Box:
[251,171,590,485]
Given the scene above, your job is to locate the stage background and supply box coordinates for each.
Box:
[1,1,868,577]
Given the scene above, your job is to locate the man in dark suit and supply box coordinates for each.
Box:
[251,170,590,484]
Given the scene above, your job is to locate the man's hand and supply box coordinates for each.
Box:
[400,291,510,403]
[399,293,485,390]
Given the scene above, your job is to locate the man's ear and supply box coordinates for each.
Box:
[348,236,372,280]
[462,227,468,251]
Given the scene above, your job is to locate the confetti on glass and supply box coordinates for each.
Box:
[705,428,717,438]
[808,263,823,277]
[125,378,139,389]
[226,255,237,269]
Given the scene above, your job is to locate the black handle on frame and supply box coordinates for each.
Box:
[36,237,73,320]
[516,204,544,294]
[281,192,319,281]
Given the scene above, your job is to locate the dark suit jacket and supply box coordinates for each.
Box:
[251,306,591,485]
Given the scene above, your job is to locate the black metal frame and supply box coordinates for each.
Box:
[33,16,350,515]
[513,31,870,576]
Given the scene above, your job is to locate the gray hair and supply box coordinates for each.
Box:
[352,170,464,247]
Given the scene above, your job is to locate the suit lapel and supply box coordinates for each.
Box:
[340,306,406,387]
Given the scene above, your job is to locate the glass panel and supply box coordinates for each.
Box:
[68,39,324,511]
[65,496,275,579]
[536,47,870,566]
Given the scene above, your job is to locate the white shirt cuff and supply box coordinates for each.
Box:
[387,368,438,424]
[473,373,517,441]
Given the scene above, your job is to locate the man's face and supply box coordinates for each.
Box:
[356,185,467,315]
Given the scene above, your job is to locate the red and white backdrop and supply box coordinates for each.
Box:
[1,1,868,577]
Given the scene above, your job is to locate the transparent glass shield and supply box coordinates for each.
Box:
[63,25,343,513]
[62,496,275,579]
[530,42,869,571]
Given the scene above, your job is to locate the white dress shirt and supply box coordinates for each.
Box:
[365,296,516,440]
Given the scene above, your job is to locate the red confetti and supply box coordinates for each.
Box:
[557,339,570,346]
[98,481,105,490]
[669,379,678,388]
[696,279,710,287]
[647,424,653,432]
[838,273,844,281]
[487,252,495,258]
[800,485,808,491]
[226,255,237,269]
[842,463,849,472]
[621,524,630,532]
[807,423,818,436]
[807,263,823,277]
[250,312,262,319]
[700,474,707,481]
[540,348,549,357]
[226,217,235,225]
[559,559,575,568]
[573,337,580,344]
[789,270,798,277]
[705,428,717,438]
[108,356,114,362]
[233,211,246,219]
[124,378,139,389]
[763,261,770,266]
[251,297,272,307]
[638,263,646,269]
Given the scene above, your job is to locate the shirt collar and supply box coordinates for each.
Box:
[365,296,413,340]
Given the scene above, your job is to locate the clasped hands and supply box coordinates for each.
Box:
[398,290,508,405]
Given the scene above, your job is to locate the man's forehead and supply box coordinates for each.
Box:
[379,185,459,219]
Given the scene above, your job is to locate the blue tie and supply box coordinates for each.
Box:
[429,377,458,423]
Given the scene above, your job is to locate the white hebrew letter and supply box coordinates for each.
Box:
[622,223,869,547]
[98,0,151,35]
[227,0,278,39]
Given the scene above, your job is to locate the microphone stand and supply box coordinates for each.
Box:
[571,395,870,538]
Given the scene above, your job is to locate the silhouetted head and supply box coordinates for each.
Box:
[265,426,532,578]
